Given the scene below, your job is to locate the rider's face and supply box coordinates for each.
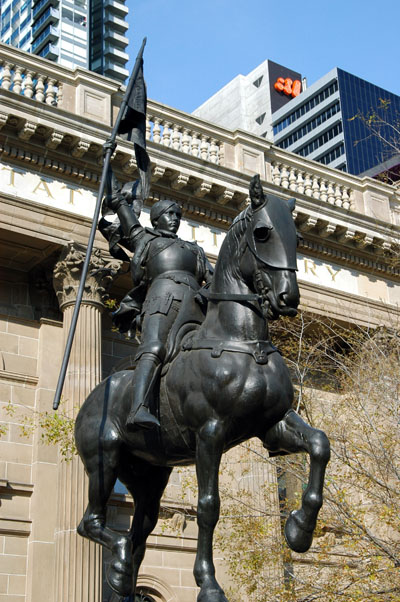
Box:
[156,209,181,233]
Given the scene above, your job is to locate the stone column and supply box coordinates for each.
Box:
[52,242,121,602]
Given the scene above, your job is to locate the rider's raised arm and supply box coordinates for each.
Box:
[115,200,143,251]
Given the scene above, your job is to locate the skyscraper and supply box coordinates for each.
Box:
[0,0,129,82]
[272,68,400,175]
[194,62,400,176]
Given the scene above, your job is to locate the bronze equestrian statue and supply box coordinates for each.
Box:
[76,175,331,602]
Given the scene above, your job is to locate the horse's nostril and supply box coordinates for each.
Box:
[280,291,299,308]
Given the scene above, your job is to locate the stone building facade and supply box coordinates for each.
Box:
[0,41,400,602]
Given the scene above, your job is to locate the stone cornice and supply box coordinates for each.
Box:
[299,238,400,278]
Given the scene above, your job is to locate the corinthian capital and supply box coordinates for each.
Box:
[53,242,122,310]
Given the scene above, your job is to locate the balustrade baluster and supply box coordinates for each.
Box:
[57,83,63,107]
[348,189,355,210]
[35,75,46,102]
[13,66,24,94]
[320,179,328,202]
[312,176,320,199]
[280,164,289,189]
[209,138,218,164]
[296,171,305,194]
[191,132,200,157]
[145,118,151,140]
[289,167,297,191]
[45,78,57,105]
[171,124,181,151]
[161,121,171,147]
[200,135,209,160]
[152,118,161,144]
[1,62,13,90]
[304,173,313,197]
[181,128,191,154]
[23,70,35,98]
[334,185,343,207]
[272,162,281,186]
[327,182,335,204]
[218,141,224,166]
[342,187,351,210]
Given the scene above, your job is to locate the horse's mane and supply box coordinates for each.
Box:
[222,206,252,259]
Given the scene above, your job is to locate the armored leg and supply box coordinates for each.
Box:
[127,301,179,431]
[126,341,166,431]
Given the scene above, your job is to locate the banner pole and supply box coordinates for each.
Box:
[53,38,147,411]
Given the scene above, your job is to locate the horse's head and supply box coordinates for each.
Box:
[239,175,300,320]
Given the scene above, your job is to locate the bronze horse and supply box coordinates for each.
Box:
[75,179,330,602]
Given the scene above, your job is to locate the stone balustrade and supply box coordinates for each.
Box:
[269,159,352,210]
[1,41,400,227]
[0,51,62,105]
[146,108,226,164]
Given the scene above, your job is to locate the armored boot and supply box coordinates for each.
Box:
[126,352,162,431]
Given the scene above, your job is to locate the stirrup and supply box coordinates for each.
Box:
[126,405,160,431]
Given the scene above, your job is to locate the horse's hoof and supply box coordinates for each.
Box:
[197,588,229,602]
[284,510,314,553]
[106,537,133,597]
[106,564,133,598]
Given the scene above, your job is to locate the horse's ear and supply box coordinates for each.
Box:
[249,174,266,209]
[287,198,296,213]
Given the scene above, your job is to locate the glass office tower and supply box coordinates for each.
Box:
[272,68,400,175]
[0,0,129,83]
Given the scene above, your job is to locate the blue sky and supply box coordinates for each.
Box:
[128,0,400,114]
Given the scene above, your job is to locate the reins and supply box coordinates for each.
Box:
[198,287,262,305]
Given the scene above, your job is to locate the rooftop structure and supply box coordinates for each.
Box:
[193,59,303,141]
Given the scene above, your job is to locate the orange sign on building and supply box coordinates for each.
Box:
[274,77,301,98]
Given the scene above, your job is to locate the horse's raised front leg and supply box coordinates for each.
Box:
[194,418,228,602]
[264,408,330,553]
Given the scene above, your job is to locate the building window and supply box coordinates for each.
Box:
[296,122,343,157]
[273,80,339,135]
[277,101,341,149]
[317,143,345,165]
[253,76,263,88]
[255,112,266,125]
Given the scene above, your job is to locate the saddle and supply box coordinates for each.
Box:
[109,288,206,375]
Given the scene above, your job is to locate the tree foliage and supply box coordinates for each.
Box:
[5,400,76,460]
[214,311,400,601]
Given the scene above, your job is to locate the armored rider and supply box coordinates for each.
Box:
[101,186,213,431]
